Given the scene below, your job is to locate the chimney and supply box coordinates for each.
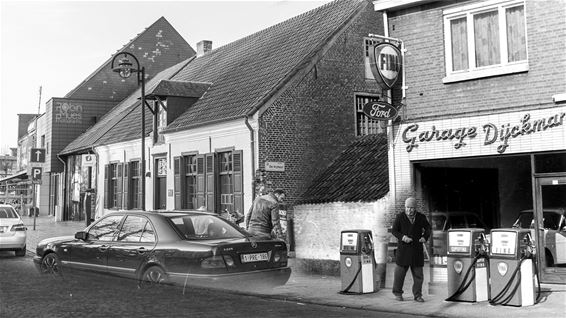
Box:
[196,40,212,57]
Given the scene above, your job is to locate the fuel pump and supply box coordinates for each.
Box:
[489,228,538,307]
[339,230,377,294]
[445,229,490,302]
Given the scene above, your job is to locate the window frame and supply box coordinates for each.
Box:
[442,0,528,83]
[354,93,385,136]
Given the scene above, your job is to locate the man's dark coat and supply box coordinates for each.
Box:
[392,212,431,267]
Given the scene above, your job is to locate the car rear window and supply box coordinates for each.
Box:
[169,215,245,240]
[0,207,18,219]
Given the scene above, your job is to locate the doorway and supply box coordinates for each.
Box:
[534,176,566,283]
[154,158,167,210]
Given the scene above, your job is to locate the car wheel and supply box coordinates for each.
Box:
[40,253,62,276]
[15,245,26,257]
[139,266,168,288]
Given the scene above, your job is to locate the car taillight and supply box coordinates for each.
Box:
[11,223,26,231]
[201,255,230,269]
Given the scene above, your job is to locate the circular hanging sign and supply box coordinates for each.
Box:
[369,42,402,90]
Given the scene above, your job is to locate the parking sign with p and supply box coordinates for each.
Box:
[32,167,43,184]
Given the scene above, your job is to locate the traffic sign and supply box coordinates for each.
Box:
[30,148,46,163]
[32,167,43,184]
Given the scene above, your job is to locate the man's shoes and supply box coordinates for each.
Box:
[414,296,425,302]
[395,295,404,301]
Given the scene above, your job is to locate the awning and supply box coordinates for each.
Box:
[0,171,28,183]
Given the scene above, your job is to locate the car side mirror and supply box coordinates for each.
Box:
[561,226,566,233]
[75,231,88,240]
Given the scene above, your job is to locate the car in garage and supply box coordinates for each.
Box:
[33,210,291,290]
[0,204,27,256]
[429,211,488,266]
[512,208,566,266]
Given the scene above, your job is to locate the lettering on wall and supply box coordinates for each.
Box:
[55,102,83,124]
[402,112,566,154]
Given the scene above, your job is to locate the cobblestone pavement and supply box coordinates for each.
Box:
[16,215,566,318]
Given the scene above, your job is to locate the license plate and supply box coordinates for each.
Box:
[241,252,269,263]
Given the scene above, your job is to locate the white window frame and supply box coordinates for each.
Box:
[443,0,528,83]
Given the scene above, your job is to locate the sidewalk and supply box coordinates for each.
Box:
[24,215,566,318]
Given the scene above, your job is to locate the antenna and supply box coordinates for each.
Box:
[37,86,42,115]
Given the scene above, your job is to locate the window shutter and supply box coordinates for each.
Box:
[174,157,181,209]
[123,162,129,210]
[233,150,244,215]
[104,164,109,208]
[205,153,216,212]
[116,163,123,209]
[196,155,206,208]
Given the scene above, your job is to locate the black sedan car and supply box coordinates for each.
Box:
[33,211,291,290]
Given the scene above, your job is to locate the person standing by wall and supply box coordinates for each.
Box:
[391,196,431,302]
[245,189,286,240]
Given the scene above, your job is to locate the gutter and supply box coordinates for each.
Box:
[244,116,256,199]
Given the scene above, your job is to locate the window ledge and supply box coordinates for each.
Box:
[443,62,528,84]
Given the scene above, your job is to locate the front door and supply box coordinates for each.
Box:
[534,176,566,284]
[154,158,167,210]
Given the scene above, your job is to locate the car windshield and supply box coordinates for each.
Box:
[0,207,18,218]
[514,211,562,230]
[169,215,246,240]
[432,215,446,231]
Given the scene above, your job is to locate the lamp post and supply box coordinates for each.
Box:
[111,52,145,210]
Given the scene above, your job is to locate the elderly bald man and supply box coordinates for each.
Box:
[391,197,431,302]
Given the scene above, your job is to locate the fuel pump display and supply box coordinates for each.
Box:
[489,228,538,307]
[339,230,377,294]
[445,229,489,302]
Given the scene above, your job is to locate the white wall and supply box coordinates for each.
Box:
[93,117,257,218]
[294,196,391,262]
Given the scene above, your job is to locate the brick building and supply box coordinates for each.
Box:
[41,17,194,220]
[373,0,566,288]
[59,0,388,235]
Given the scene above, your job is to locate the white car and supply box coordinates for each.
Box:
[512,208,566,266]
[0,204,27,256]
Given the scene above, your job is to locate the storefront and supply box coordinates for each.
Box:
[392,105,566,285]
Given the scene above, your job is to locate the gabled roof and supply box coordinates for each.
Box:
[64,17,195,103]
[164,0,368,132]
[297,134,389,205]
[60,58,192,155]
[61,0,369,154]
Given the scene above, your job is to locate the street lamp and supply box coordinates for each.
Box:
[111,52,146,210]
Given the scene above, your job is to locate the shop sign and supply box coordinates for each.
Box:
[402,112,566,154]
[362,101,399,121]
[82,154,95,167]
[265,161,285,172]
[54,101,83,124]
[369,42,402,90]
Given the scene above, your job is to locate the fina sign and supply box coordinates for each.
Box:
[369,42,402,90]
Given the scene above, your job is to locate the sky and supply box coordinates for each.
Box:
[0,0,332,155]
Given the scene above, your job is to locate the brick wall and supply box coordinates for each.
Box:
[258,4,385,207]
[386,0,566,121]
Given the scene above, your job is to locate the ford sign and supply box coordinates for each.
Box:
[362,101,399,121]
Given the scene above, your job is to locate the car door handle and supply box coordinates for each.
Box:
[99,245,109,252]
[137,247,146,254]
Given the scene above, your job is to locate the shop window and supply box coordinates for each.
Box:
[355,94,384,136]
[534,153,566,174]
[443,0,527,83]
